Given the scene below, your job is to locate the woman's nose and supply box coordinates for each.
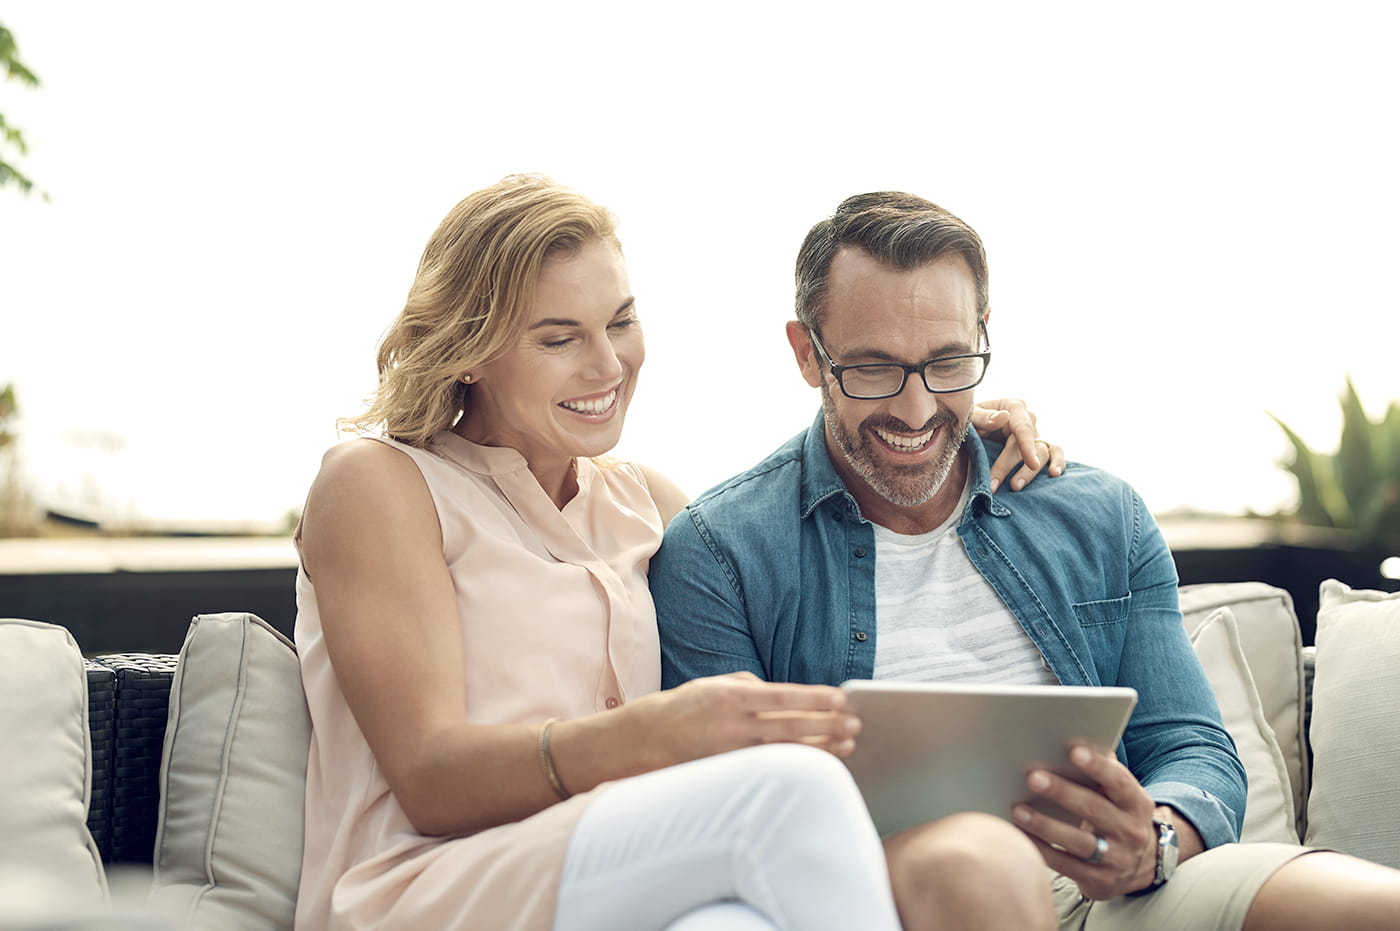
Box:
[587,337,624,381]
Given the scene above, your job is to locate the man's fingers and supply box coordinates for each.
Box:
[1066,745,1150,814]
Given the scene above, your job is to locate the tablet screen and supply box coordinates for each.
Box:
[840,680,1138,837]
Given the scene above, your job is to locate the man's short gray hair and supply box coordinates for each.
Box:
[794,191,990,330]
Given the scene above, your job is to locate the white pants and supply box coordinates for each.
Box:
[553,743,901,931]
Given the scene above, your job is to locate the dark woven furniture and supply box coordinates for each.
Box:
[82,652,179,865]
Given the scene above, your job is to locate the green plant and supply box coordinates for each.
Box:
[1270,378,1400,550]
[1,21,43,198]
[0,381,38,536]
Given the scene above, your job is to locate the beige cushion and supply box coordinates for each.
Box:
[150,612,311,929]
[1188,608,1298,844]
[0,619,108,916]
[1179,582,1307,833]
[1304,580,1400,869]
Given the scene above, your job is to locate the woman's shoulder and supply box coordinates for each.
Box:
[589,457,690,525]
[319,435,402,470]
[313,436,429,496]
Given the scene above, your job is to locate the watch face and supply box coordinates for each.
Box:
[1157,819,1179,882]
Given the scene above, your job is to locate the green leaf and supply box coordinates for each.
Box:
[1269,412,1345,527]
[1384,402,1400,476]
[1335,376,1379,520]
[0,25,40,87]
[0,159,36,196]
[0,113,31,155]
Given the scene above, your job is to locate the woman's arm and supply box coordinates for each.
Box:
[301,440,853,837]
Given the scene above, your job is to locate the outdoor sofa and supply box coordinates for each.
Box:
[2,580,1397,929]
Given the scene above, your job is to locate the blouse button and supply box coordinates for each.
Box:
[605,697,620,709]
[854,631,869,642]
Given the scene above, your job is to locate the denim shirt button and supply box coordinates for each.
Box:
[832,511,844,522]
[854,631,868,642]
[853,547,867,558]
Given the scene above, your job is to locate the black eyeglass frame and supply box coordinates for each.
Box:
[806,320,992,400]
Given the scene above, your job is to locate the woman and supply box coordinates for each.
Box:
[293,174,1061,930]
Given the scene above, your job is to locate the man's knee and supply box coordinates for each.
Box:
[888,812,1041,881]
[885,812,1053,929]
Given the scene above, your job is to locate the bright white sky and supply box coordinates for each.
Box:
[2,1,1397,530]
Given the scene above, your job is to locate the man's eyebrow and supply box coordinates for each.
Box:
[528,299,635,330]
[845,339,973,363]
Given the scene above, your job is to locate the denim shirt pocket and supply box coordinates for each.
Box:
[1071,594,1131,627]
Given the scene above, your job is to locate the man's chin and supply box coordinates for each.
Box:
[864,475,941,509]
[863,438,965,508]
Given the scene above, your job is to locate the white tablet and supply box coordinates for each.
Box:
[839,680,1138,837]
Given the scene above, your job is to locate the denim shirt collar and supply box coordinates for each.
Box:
[796,410,1012,524]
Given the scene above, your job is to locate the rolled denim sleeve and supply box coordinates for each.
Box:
[652,506,767,688]
[1118,503,1247,848]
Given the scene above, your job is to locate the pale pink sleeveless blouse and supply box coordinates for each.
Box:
[294,431,664,930]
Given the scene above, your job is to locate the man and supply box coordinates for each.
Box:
[650,192,1400,930]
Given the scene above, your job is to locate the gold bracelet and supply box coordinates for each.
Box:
[538,718,571,801]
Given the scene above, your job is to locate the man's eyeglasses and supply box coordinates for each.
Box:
[806,321,991,400]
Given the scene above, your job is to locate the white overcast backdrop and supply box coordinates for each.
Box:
[2,1,1397,530]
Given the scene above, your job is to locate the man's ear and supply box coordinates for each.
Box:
[786,321,824,389]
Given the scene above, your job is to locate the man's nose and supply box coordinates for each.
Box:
[883,371,943,428]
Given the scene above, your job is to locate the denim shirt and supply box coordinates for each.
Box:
[651,411,1246,849]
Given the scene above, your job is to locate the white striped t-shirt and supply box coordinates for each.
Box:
[871,479,1057,685]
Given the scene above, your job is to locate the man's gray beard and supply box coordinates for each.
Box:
[821,384,969,509]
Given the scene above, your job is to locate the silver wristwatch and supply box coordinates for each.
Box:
[1130,818,1179,895]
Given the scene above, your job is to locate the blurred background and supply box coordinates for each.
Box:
[1,2,1397,647]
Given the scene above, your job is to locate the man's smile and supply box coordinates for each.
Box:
[873,423,939,453]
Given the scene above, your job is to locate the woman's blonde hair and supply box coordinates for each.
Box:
[341,174,618,447]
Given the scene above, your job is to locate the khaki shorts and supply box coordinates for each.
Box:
[1053,842,1312,931]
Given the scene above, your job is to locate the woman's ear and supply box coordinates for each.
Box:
[785,321,823,389]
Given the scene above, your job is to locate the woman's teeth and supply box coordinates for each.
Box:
[560,389,617,414]
[875,425,934,451]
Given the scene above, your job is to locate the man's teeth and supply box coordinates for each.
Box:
[560,389,617,414]
[875,426,934,450]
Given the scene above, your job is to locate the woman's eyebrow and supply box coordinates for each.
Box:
[528,299,635,330]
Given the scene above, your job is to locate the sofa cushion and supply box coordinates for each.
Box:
[1304,580,1400,869]
[1178,582,1307,833]
[1187,607,1297,844]
[149,612,311,929]
[0,619,108,912]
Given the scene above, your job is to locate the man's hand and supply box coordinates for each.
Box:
[970,398,1065,492]
[1010,745,1199,900]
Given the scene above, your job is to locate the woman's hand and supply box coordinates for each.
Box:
[971,398,1065,493]
[618,672,860,771]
